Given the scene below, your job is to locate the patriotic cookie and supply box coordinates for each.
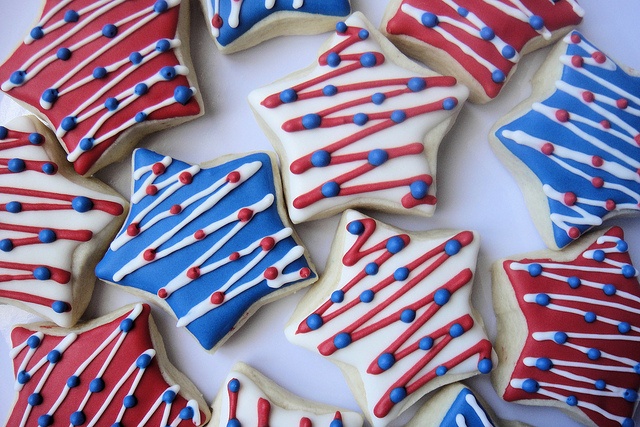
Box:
[492,226,640,427]
[249,12,469,224]
[285,210,495,427]
[96,149,316,352]
[381,0,584,103]
[5,303,210,426]
[490,31,640,250]
[0,116,126,327]
[209,362,363,426]
[0,0,202,176]
[199,0,351,54]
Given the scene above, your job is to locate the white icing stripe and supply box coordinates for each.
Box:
[136,385,180,427]
[25,0,75,44]
[524,292,640,316]
[533,332,637,366]
[456,413,467,427]
[523,357,635,373]
[465,393,493,427]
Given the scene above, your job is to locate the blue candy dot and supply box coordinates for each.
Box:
[10,70,26,85]
[529,15,544,30]
[401,309,416,323]
[480,27,495,40]
[64,10,79,22]
[105,97,119,111]
[595,379,606,390]
[360,288,375,302]
[368,149,388,166]
[587,348,601,360]
[67,375,80,388]
[394,267,409,281]
[57,47,72,61]
[347,220,364,235]
[42,89,58,104]
[38,229,56,243]
[311,150,331,167]
[321,181,340,198]
[407,77,426,92]
[174,86,193,105]
[386,236,405,253]
[358,29,369,40]
[592,249,605,262]
[90,378,105,393]
[567,276,581,289]
[619,322,631,334]
[444,239,462,256]
[156,39,171,52]
[421,12,439,28]
[129,52,143,64]
[160,66,176,80]
[123,395,137,408]
[492,69,506,83]
[502,45,516,59]
[34,267,51,281]
[584,312,596,323]
[70,411,85,426]
[6,201,22,213]
[353,113,369,126]
[554,331,568,344]
[61,116,77,131]
[390,387,407,403]
[79,138,94,151]
[135,83,148,95]
[0,239,13,252]
[136,353,152,369]
[410,180,429,199]
[336,21,348,33]
[0,126,7,139]
[331,290,344,303]
[617,240,629,252]
[622,418,635,427]
[634,363,640,374]
[42,162,55,175]
[228,419,241,427]
[566,395,578,406]
[522,379,540,393]
[334,332,351,349]
[323,85,338,96]
[443,97,457,110]
[536,293,550,306]
[93,67,107,79]
[135,112,147,123]
[622,264,636,278]
[120,318,134,332]
[478,358,493,374]
[391,110,406,123]
[419,336,434,350]
[536,357,553,371]
[27,335,41,348]
[8,158,25,173]
[47,350,61,364]
[18,370,31,384]
[434,288,451,306]
[228,379,241,394]
[306,313,323,330]
[603,284,617,296]
[624,389,638,403]
[449,323,464,338]
[360,52,377,67]
[279,88,297,103]
[163,389,177,403]
[28,392,43,406]
[38,415,53,427]
[154,0,169,13]
[302,113,322,129]
[365,263,378,276]
[528,263,542,277]
[112,423,122,427]
[378,353,395,371]
[102,24,118,38]
[327,52,341,67]
[72,196,93,213]
[30,27,44,40]
[180,406,195,420]
[52,301,69,313]
[371,92,386,105]
[436,365,448,376]
[457,7,468,17]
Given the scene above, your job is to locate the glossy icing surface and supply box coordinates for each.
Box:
[385,0,584,100]
[495,31,640,249]
[0,0,200,175]
[440,387,495,427]
[502,227,640,427]
[96,150,315,351]
[0,118,124,327]
[6,303,207,426]
[286,210,494,427]
[249,13,468,223]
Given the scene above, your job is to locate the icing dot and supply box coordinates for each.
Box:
[321,181,340,198]
[93,67,107,79]
[61,116,77,131]
[434,288,451,306]
[592,51,606,64]
[528,263,542,277]
[260,237,276,251]
[603,284,617,296]
[187,267,200,280]
[353,113,369,126]
[568,227,580,239]
[622,419,634,427]
[306,313,323,330]
[302,113,322,129]
[323,85,338,96]
[30,27,44,40]
[157,288,168,299]
[522,379,540,393]
[624,389,638,403]
[407,77,426,92]
[592,249,606,262]
[595,379,606,390]
[622,264,636,278]
[394,267,409,281]
[127,223,140,237]
[105,97,119,111]
[179,171,193,184]
[42,88,59,104]
[535,293,550,306]
[226,171,241,183]
[135,112,147,123]
[136,353,152,369]
[331,290,344,303]
[0,126,7,140]
[584,312,597,323]
[457,7,468,17]
[386,236,405,254]
[27,335,41,349]
[591,177,604,188]
[17,371,31,384]
[541,142,554,155]
[566,395,578,406]
[449,323,464,338]
[156,39,171,52]
[601,119,611,129]
[124,395,138,408]
[358,29,369,40]
[360,53,377,68]
[334,332,352,349]
[129,52,143,64]
[57,48,72,61]
[207,291,223,306]
[570,33,582,44]
[536,357,553,371]
[280,88,297,103]
[311,150,331,167]
[442,97,457,110]
[70,411,85,426]
[617,240,629,252]
[163,389,177,403]
[563,192,577,206]
[400,309,416,323]
[154,0,169,13]
[47,350,61,364]
[10,70,26,85]
[327,52,341,67]
[492,70,506,84]
[0,239,13,252]
[347,220,364,235]
[364,263,378,276]
[64,10,79,22]
[170,205,182,215]
[635,364,640,374]
[39,415,53,427]
[143,249,156,261]
[8,158,26,173]
[160,66,177,80]
[618,322,631,334]
[478,358,493,374]
[360,289,375,302]
[502,45,516,59]
[228,419,240,427]
[336,21,347,33]
[67,375,80,388]
[436,365,448,376]
[42,163,56,175]
[444,239,462,256]
[390,387,407,403]
[419,336,434,350]
[134,83,149,96]
[587,348,601,360]
[529,15,544,30]
[555,109,570,122]
[372,92,386,105]
[102,24,118,38]
[591,155,604,167]
[6,201,22,213]
[378,353,395,371]
[572,55,584,68]
[28,392,43,406]
[480,27,495,40]
[554,331,568,344]
[52,301,70,313]
[229,251,240,260]
[89,378,105,393]
[421,12,439,28]
[79,138,94,151]
[410,180,429,199]
[120,318,134,332]
[34,267,51,280]
[264,266,279,280]
[391,110,406,123]
[194,229,206,240]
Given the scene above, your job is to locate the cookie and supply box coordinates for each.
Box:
[0,0,202,176]
[96,149,316,352]
[249,12,469,224]
[492,226,640,427]
[0,116,126,327]
[380,0,584,103]
[209,362,363,426]
[5,303,210,426]
[200,0,351,54]
[285,210,495,427]
[490,31,640,250]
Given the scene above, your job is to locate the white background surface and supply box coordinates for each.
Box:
[0,0,639,426]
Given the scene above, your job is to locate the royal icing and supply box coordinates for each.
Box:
[6,303,208,427]
[285,210,494,427]
[494,31,640,249]
[96,149,315,351]
[0,117,125,327]
[438,386,495,427]
[499,227,640,427]
[204,0,350,51]
[383,0,584,101]
[216,364,363,427]
[0,0,200,175]
[249,12,468,224]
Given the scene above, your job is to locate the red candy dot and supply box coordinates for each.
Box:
[568,227,581,239]
[592,177,604,188]
[605,199,616,211]
[152,162,165,175]
[592,51,606,64]
[541,143,554,155]
[555,109,570,123]
[264,267,278,280]
[146,185,158,196]
[260,237,275,251]
[211,13,223,29]
[601,120,611,129]
[570,33,582,44]
[571,55,584,68]
[591,156,603,167]
[229,252,240,261]
[127,223,140,236]
[187,267,201,280]
[563,192,577,206]
[582,91,594,103]
[299,267,311,278]
[179,171,193,184]
[227,171,241,183]
[143,249,156,261]
[158,288,168,299]
[194,229,206,240]
[617,98,629,109]
[237,208,253,222]
[170,204,182,214]
[210,291,224,305]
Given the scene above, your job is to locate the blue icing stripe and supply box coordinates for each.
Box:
[96,149,315,350]
[440,387,495,427]
[214,0,350,47]
[495,31,640,248]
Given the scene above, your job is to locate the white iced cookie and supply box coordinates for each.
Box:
[249,12,468,224]
[209,362,363,426]
[285,210,495,427]
[0,116,126,327]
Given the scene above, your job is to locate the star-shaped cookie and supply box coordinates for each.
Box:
[0,0,202,175]
[381,0,584,103]
[209,362,363,426]
[0,116,126,327]
[200,0,351,53]
[492,226,640,427]
[249,12,469,224]
[96,149,316,352]
[285,210,495,427]
[491,31,640,250]
[6,303,210,426]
